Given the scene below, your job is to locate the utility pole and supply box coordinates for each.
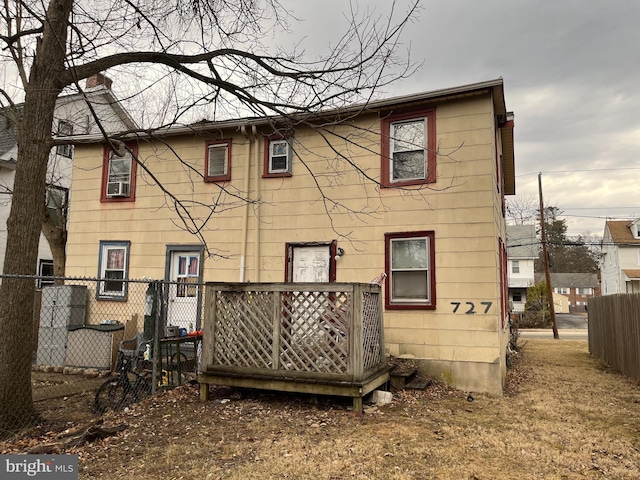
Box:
[538,173,559,339]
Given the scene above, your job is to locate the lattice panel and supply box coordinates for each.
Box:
[213,291,274,368]
[279,291,351,374]
[362,292,383,370]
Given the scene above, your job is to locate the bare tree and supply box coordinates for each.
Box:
[0,0,420,434]
[506,194,538,225]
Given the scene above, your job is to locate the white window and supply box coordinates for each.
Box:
[512,260,520,274]
[38,260,55,289]
[268,139,292,174]
[106,150,132,198]
[56,120,73,158]
[98,241,130,299]
[176,255,199,298]
[386,232,434,308]
[389,118,426,182]
[577,287,593,295]
[554,287,570,295]
[205,140,231,181]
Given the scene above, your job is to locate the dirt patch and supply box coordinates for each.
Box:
[3,339,640,479]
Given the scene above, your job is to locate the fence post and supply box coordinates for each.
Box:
[151,281,162,395]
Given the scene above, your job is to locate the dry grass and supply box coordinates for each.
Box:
[4,338,640,479]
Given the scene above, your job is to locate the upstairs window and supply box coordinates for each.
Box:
[205,140,231,182]
[56,120,73,158]
[381,109,436,187]
[512,260,520,274]
[97,241,130,300]
[264,136,293,177]
[101,144,137,202]
[385,231,436,309]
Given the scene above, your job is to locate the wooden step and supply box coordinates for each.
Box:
[405,377,432,390]
[389,367,417,392]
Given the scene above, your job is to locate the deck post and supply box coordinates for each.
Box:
[200,382,209,402]
[202,286,216,368]
[352,395,363,414]
[352,284,364,381]
[271,291,281,370]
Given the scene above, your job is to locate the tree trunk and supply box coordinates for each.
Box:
[0,0,72,437]
[42,213,67,285]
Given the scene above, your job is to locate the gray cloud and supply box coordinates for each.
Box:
[283,0,640,236]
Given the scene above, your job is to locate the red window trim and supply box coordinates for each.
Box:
[263,134,293,178]
[380,108,436,188]
[384,231,436,310]
[100,143,138,203]
[204,139,232,183]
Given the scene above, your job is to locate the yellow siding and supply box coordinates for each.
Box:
[67,91,510,394]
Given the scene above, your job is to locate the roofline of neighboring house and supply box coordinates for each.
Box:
[67,77,516,194]
[604,219,640,245]
[54,86,138,131]
[0,83,138,133]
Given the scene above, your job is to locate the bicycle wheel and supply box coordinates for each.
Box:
[132,373,152,403]
[169,352,190,385]
[94,377,127,414]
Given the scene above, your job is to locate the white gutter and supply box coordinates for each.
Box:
[239,125,254,282]
[252,125,260,282]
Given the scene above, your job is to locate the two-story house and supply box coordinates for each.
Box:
[0,74,136,281]
[506,224,538,312]
[601,219,640,294]
[65,78,516,395]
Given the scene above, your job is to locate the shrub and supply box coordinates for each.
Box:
[521,281,551,328]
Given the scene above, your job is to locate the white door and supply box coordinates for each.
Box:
[292,245,330,283]
[167,252,200,330]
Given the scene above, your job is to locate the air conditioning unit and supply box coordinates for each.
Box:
[106,181,129,197]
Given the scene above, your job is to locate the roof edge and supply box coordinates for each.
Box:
[68,78,509,143]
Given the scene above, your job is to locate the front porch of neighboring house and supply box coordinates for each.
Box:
[198,282,391,412]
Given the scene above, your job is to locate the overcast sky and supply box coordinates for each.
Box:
[284,0,640,238]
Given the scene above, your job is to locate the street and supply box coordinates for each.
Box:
[519,313,588,341]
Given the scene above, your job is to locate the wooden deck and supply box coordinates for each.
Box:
[197,282,390,411]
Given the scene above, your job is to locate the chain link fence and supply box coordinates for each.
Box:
[0,274,205,439]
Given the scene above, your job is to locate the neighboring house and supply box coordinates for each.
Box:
[0,74,136,281]
[551,291,570,314]
[535,272,599,312]
[600,219,640,294]
[506,224,538,312]
[66,78,516,395]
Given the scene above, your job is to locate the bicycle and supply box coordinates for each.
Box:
[94,351,152,413]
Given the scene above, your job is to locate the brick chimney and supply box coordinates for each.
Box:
[85,73,113,90]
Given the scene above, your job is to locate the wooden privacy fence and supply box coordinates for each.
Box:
[198,282,391,411]
[588,294,640,382]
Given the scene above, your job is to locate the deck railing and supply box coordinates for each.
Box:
[200,282,386,382]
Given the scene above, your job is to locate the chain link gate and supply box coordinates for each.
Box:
[0,274,205,439]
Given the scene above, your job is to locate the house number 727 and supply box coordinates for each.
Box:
[451,302,492,314]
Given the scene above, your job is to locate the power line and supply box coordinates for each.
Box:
[517,167,640,177]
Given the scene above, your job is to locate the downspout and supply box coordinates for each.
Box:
[252,125,260,282]
[239,125,253,282]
